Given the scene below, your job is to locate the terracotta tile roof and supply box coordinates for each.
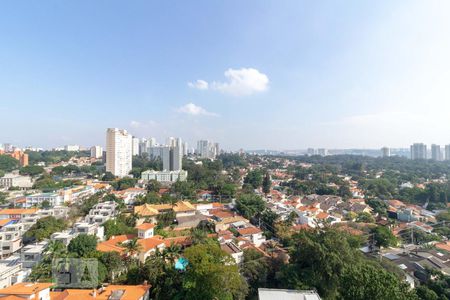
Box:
[0,282,53,296]
[237,227,262,236]
[96,234,136,254]
[316,212,329,220]
[0,209,38,215]
[0,219,13,227]
[135,223,155,231]
[134,204,160,216]
[173,201,196,212]
[210,209,234,219]
[50,284,150,300]
[292,224,312,231]
[436,241,450,252]
[138,237,165,252]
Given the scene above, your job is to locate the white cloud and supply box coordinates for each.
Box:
[212,68,269,96]
[130,120,141,128]
[188,79,209,90]
[129,120,157,129]
[176,103,218,116]
[189,68,269,96]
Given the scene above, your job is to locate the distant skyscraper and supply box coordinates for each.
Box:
[445,145,450,161]
[106,128,132,177]
[214,143,220,157]
[197,140,217,159]
[90,146,103,158]
[132,137,140,156]
[162,146,171,171]
[182,142,188,156]
[166,137,177,147]
[381,147,390,158]
[317,148,328,156]
[410,143,427,160]
[162,144,182,171]
[307,148,316,156]
[431,144,442,161]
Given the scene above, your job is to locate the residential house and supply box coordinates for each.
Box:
[20,241,48,268]
[85,201,118,224]
[0,282,53,300]
[220,242,243,264]
[237,227,266,247]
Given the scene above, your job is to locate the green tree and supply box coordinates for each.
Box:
[23,216,67,243]
[241,249,269,298]
[279,229,363,298]
[356,212,375,223]
[235,193,265,220]
[371,226,397,249]
[262,172,271,195]
[68,234,98,257]
[102,172,115,181]
[123,238,142,258]
[0,155,19,172]
[19,165,45,176]
[183,243,248,300]
[100,251,125,282]
[146,179,161,193]
[340,263,417,300]
[244,170,263,189]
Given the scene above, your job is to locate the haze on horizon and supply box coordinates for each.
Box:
[1,1,450,151]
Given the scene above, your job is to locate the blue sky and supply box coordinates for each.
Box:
[1,1,450,150]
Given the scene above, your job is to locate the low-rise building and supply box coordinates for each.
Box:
[0,255,24,288]
[0,282,53,300]
[20,241,48,268]
[0,173,33,189]
[220,242,243,264]
[141,169,188,183]
[24,193,63,208]
[85,201,118,224]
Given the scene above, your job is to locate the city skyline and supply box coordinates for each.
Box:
[2,1,450,149]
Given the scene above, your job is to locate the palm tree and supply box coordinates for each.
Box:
[189,228,207,245]
[163,243,182,264]
[123,238,142,259]
[45,240,67,258]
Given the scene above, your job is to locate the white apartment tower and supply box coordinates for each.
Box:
[106,128,132,177]
[132,137,140,156]
[431,144,442,161]
[381,147,390,158]
[445,145,450,161]
[90,146,103,158]
[197,140,218,159]
[410,143,427,160]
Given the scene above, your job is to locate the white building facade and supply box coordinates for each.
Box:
[106,128,132,177]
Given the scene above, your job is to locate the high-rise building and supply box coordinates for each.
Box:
[306,148,316,156]
[3,143,12,152]
[166,137,177,148]
[381,147,390,158]
[445,145,450,161]
[90,146,103,158]
[182,142,188,156]
[106,128,132,177]
[139,138,149,156]
[172,144,182,171]
[431,144,442,161]
[410,143,427,160]
[214,143,220,157]
[132,136,140,156]
[197,140,217,159]
[317,148,328,156]
[161,144,182,171]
